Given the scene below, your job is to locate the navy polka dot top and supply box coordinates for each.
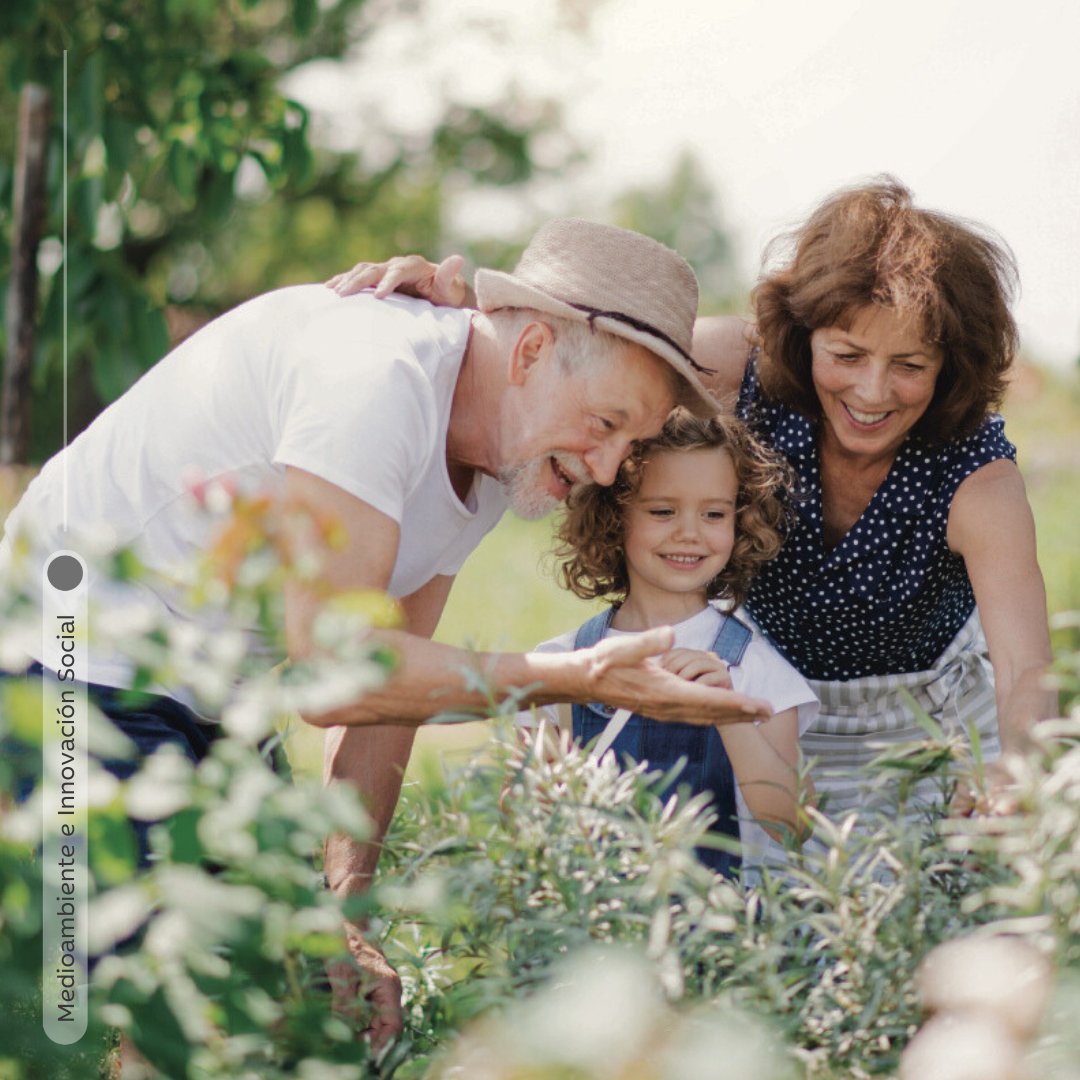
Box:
[737,352,1017,680]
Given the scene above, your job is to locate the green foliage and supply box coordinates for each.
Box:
[3,423,1080,1077]
[93,737,380,1079]
[1,0,579,462]
[369,693,1080,1078]
[611,152,740,313]
[0,0,331,460]
[0,490,400,1076]
[4,587,1080,1078]
[0,708,112,1077]
[1,683,382,1078]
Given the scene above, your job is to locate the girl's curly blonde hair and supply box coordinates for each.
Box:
[553,409,793,610]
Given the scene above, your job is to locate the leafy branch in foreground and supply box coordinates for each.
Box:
[376,696,1080,1079]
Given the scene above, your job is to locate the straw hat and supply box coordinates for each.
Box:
[474,219,718,417]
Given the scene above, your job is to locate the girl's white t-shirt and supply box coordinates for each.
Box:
[523,603,819,869]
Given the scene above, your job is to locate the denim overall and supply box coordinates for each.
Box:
[571,608,752,880]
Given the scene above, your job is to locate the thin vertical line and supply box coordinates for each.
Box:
[62,50,68,532]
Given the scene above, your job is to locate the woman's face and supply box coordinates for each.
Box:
[810,305,944,464]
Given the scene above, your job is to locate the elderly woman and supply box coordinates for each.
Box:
[697,179,1054,821]
[331,177,1056,823]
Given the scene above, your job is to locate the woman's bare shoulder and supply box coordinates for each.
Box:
[692,316,756,406]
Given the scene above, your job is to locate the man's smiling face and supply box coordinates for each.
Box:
[497,336,677,520]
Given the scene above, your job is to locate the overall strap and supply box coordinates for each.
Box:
[572,607,619,732]
[573,607,617,650]
[711,613,753,666]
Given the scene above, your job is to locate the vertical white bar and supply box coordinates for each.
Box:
[62,49,69,531]
[41,550,89,1043]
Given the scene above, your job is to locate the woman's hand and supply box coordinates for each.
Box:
[658,647,734,689]
[951,758,1022,818]
[326,254,473,308]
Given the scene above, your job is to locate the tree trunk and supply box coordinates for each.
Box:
[1,83,51,466]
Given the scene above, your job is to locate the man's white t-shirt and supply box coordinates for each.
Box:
[523,603,819,868]
[0,288,507,695]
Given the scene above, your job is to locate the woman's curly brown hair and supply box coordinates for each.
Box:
[553,409,794,610]
[753,176,1018,442]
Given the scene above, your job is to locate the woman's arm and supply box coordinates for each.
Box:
[327,254,475,307]
[690,315,757,408]
[717,707,814,843]
[947,458,1057,754]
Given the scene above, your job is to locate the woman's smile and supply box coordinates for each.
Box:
[811,306,944,463]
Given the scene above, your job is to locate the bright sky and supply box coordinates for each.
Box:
[290,0,1080,367]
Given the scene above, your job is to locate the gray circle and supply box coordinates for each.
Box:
[47,554,84,591]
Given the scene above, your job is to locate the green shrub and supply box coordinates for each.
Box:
[4,489,1080,1078]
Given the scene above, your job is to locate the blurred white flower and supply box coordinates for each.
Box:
[900,1011,1025,1080]
[124,745,194,820]
[916,935,1053,1040]
[87,883,152,955]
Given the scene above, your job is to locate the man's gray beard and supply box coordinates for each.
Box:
[498,457,560,521]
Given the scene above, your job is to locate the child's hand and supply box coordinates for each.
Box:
[576,628,772,725]
[659,648,733,689]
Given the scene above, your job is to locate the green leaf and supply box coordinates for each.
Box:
[0,681,44,747]
[88,806,139,887]
[127,987,194,1079]
[72,174,105,235]
[166,139,198,199]
[89,338,144,404]
[103,110,137,180]
[897,687,946,742]
[131,296,169,364]
[292,0,317,36]
[73,48,104,142]
[158,806,205,864]
[199,166,236,222]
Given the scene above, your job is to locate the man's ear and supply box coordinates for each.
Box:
[506,320,555,386]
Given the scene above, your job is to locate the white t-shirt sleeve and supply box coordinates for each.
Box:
[272,314,436,524]
[731,637,819,734]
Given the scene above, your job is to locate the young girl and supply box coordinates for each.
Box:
[527,409,818,879]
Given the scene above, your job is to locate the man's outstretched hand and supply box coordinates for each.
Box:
[577,626,773,725]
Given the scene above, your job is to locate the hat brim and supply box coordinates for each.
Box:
[474,269,719,419]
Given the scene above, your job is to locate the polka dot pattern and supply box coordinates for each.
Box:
[736,352,1017,680]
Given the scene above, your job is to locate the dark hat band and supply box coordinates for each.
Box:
[568,303,715,375]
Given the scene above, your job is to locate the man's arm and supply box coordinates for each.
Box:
[322,575,453,1050]
[285,468,774,728]
[322,574,453,897]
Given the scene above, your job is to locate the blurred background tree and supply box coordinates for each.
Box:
[0,0,587,464]
[611,151,740,313]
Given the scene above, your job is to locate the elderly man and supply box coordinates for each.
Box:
[1,219,773,1045]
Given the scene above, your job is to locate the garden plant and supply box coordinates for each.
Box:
[1,487,1079,1079]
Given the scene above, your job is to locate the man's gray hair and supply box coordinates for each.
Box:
[487,307,687,402]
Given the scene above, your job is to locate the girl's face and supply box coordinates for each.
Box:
[622,446,738,603]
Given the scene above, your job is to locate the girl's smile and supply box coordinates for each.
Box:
[618,446,738,626]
